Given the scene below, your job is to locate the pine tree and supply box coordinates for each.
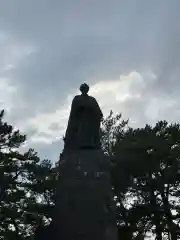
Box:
[112,120,180,239]
[0,110,56,239]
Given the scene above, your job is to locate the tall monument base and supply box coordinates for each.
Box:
[52,149,117,240]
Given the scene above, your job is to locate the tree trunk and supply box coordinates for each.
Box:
[161,191,177,240]
[150,190,163,240]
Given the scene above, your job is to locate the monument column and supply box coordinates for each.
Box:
[52,83,117,240]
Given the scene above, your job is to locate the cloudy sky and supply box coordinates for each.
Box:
[0,0,180,161]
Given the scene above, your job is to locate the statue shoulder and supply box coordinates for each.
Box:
[73,94,91,104]
[88,96,98,103]
[72,95,81,101]
[89,96,96,100]
[71,95,82,105]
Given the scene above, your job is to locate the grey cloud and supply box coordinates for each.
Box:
[21,140,63,163]
[0,0,180,159]
[48,122,62,131]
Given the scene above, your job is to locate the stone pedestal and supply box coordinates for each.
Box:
[52,149,117,240]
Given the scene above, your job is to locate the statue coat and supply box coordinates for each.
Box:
[64,94,103,149]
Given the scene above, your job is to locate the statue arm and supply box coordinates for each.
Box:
[93,98,103,119]
[64,96,79,140]
[68,97,78,121]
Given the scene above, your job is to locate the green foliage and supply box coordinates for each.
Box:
[101,110,128,156]
[109,119,180,240]
[0,110,56,239]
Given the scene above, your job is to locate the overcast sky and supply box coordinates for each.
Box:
[0,0,180,161]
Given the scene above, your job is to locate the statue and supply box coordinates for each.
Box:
[52,83,118,240]
[64,83,103,149]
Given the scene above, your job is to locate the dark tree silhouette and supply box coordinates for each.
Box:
[1,109,180,240]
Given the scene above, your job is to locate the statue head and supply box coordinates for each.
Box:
[80,83,89,95]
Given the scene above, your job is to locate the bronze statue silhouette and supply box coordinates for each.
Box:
[52,84,118,240]
[64,83,103,149]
